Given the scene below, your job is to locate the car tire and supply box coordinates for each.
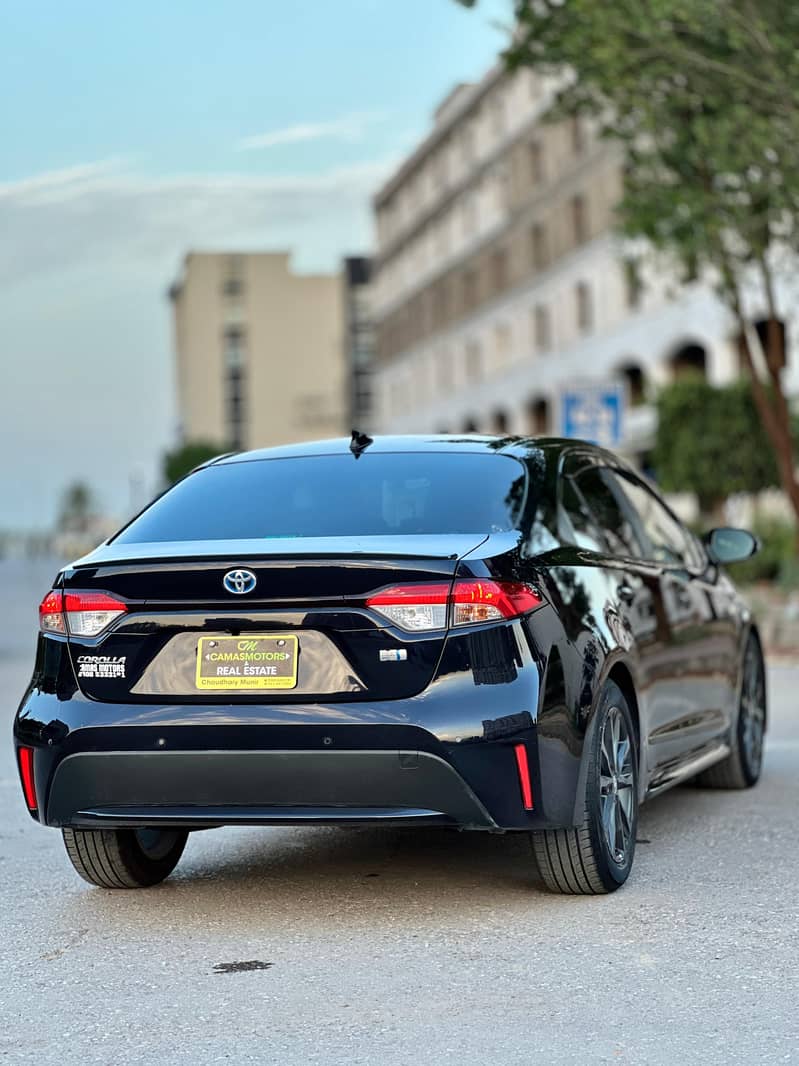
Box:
[696,635,766,789]
[62,827,188,888]
[531,680,638,895]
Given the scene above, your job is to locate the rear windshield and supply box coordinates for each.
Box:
[114,452,528,543]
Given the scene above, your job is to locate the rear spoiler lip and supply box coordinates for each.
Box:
[66,533,523,571]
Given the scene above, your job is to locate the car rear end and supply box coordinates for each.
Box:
[14,442,557,835]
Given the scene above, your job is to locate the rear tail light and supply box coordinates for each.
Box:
[39,590,127,637]
[39,590,66,634]
[18,746,37,811]
[366,579,543,632]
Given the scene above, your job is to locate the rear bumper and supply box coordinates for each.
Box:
[14,611,588,831]
[46,749,496,829]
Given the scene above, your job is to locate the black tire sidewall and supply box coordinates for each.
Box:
[120,828,188,887]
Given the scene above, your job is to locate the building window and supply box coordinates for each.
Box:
[494,161,511,210]
[623,257,643,309]
[491,247,509,294]
[460,123,475,165]
[222,276,243,298]
[533,305,552,351]
[528,398,549,435]
[432,281,450,328]
[465,340,483,383]
[433,146,448,190]
[221,255,244,298]
[225,368,246,450]
[223,326,245,369]
[494,322,512,366]
[570,115,585,155]
[571,194,589,244]
[528,140,544,184]
[462,270,478,312]
[576,282,593,333]
[492,410,509,435]
[436,348,454,394]
[461,193,477,237]
[618,363,647,406]
[490,92,505,136]
[222,325,247,450]
[435,216,450,257]
[530,223,548,270]
[670,342,708,381]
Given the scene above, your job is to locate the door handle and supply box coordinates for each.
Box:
[617,582,636,605]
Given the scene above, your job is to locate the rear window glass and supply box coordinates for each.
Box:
[114,452,529,542]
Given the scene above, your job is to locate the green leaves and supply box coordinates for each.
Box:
[163,440,230,486]
[504,0,799,292]
[654,379,782,510]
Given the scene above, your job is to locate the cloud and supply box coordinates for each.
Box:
[0,155,393,288]
[236,111,385,151]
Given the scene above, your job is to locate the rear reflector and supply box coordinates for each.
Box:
[366,579,542,632]
[39,589,127,638]
[18,746,37,811]
[514,742,534,810]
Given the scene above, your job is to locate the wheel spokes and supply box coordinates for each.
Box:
[599,706,636,864]
[740,649,766,773]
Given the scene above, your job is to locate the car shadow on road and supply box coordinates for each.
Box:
[52,773,783,930]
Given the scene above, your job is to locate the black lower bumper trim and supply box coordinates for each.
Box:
[71,805,458,828]
[46,750,497,829]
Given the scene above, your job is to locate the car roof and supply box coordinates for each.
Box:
[209,434,613,466]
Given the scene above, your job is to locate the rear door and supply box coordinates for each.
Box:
[606,469,739,756]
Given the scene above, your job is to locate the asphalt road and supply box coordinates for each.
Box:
[1,559,798,1065]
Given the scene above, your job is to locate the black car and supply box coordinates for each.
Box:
[14,435,765,894]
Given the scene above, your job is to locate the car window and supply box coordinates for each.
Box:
[114,452,530,542]
[560,476,608,553]
[574,467,644,559]
[609,471,701,569]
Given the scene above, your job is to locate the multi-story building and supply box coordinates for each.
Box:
[371,65,796,462]
[169,252,347,451]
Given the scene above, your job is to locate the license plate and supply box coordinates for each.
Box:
[195,635,298,691]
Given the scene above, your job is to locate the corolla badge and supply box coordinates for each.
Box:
[223,569,257,595]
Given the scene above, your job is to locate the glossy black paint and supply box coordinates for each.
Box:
[14,435,760,833]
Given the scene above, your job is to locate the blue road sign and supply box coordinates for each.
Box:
[560,382,626,448]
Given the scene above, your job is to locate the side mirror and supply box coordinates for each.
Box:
[704,527,759,565]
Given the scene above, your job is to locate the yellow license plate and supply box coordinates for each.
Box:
[195,635,298,691]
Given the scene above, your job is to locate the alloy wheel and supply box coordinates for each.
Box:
[740,644,766,778]
[599,706,635,866]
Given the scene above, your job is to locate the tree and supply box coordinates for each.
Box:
[460,0,799,532]
[58,481,94,533]
[654,379,782,518]
[163,440,230,485]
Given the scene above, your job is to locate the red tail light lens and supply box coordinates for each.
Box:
[451,580,542,627]
[39,589,127,637]
[18,746,37,811]
[39,590,66,634]
[366,579,542,632]
[514,742,534,810]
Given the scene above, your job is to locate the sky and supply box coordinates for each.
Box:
[0,0,511,531]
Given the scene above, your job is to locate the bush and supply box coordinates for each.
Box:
[655,380,781,516]
[729,516,797,587]
[163,440,230,486]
